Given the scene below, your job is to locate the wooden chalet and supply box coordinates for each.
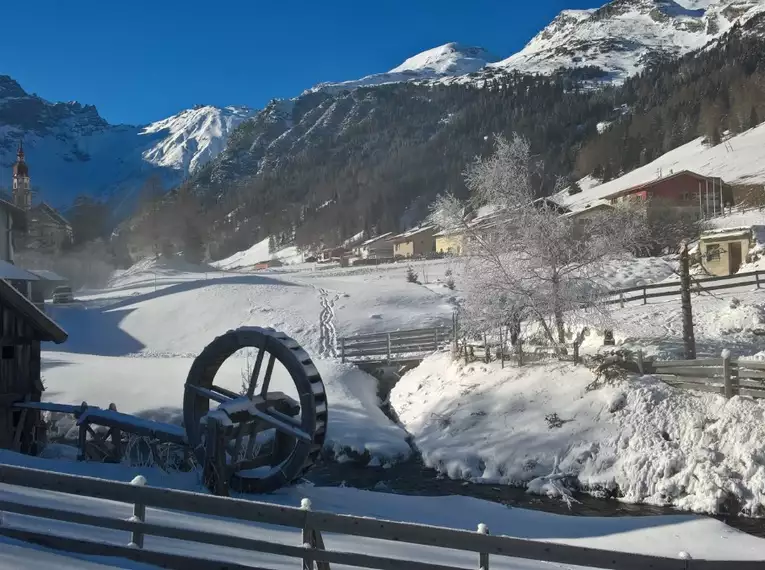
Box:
[0,278,67,453]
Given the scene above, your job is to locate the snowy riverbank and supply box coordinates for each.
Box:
[390,352,765,516]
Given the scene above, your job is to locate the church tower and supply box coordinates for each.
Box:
[13,141,31,210]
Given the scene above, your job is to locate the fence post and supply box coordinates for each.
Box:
[433,328,438,352]
[517,340,524,367]
[636,349,644,376]
[128,475,147,548]
[722,349,734,399]
[340,338,346,363]
[573,341,579,365]
[477,523,490,570]
[483,333,489,363]
[642,287,647,305]
[499,328,504,369]
[619,293,624,308]
[757,272,761,290]
[386,333,392,364]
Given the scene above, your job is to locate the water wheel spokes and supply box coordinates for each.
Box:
[183,327,327,494]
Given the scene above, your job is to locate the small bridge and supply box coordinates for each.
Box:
[338,325,453,367]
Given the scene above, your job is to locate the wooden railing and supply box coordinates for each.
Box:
[0,463,758,569]
[339,326,453,363]
[631,350,765,400]
[606,269,765,307]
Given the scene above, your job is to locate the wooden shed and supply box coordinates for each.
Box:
[0,278,68,453]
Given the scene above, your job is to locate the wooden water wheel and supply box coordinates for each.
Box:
[183,327,327,494]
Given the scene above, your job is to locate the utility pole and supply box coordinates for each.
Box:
[680,241,696,360]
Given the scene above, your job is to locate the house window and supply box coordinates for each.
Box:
[706,244,721,262]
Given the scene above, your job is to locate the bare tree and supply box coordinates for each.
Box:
[429,134,646,346]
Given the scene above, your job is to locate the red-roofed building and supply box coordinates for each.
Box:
[602,170,733,218]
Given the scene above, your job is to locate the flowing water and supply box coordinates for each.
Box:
[306,457,765,539]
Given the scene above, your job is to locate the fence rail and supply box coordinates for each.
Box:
[607,269,765,307]
[339,326,452,363]
[629,350,765,400]
[0,463,758,570]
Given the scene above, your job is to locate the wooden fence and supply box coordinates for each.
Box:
[339,326,452,363]
[606,269,765,307]
[0,463,758,570]
[633,350,765,400]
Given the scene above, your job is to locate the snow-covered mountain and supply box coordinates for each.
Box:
[309,42,500,94]
[0,75,254,212]
[492,0,765,82]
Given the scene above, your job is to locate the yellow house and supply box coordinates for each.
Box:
[434,230,464,255]
[391,226,436,258]
[698,228,751,276]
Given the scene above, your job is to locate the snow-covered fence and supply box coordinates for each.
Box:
[339,326,453,364]
[0,463,756,570]
[607,269,765,307]
[641,352,765,400]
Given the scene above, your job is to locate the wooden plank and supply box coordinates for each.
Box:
[733,359,765,370]
[651,359,722,368]
[736,379,765,389]
[339,327,446,341]
[698,280,759,294]
[738,387,765,399]
[659,380,724,395]
[11,401,88,414]
[306,512,702,570]
[651,367,723,378]
[0,464,307,528]
[736,369,765,380]
[0,499,471,570]
[0,527,271,570]
[343,347,441,358]
[343,337,447,350]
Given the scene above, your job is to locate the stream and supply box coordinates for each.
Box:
[306,457,765,539]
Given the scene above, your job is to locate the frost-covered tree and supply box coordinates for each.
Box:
[430,134,646,345]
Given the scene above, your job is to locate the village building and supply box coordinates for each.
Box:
[354,233,394,259]
[602,170,733,218]
[698,228,751,277]
[564,201,615,224]
[11,142,73,253]
[434,230,464,256]
[391,226,437,258]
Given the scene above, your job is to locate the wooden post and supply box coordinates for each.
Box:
[620,293,624,308]
[340,338,346,363]
[517,340,523,367]
[636,349,644,376]
[301,498,315,570]
[757,272,761,290]
[723,349,734,399]
[129,475,147,548]
[572,341,579,365]
[483,333,489,363]
[499,328,504,369]
[433,328,438,352]
[108,403,122,462]
[477,523,490,570]
[642,287,647,305]
[680,241,696,360]
[386,333,392,364]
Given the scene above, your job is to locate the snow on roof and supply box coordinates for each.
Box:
[27,269,67,281]
[0,261,39,281]
[700,227,752,241]
[359,232,394,246]
[391,225,435,242]
[558,123,765,211]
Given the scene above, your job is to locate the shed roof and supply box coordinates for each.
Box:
[0,279,68,343]
[27,269,67,282]
[602,170,725,201]
[700,228,752,241]
[359,232,394,247]
[0,260,39,281]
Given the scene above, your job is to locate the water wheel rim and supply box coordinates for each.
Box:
[182,327,327,493]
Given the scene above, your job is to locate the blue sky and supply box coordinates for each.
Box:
[3,1,600,125]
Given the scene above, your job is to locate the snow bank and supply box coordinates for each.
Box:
[391,353,765,515]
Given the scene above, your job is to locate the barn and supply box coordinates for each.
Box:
[0,278,68,454]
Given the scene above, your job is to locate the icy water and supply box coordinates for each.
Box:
[307,458,765,539]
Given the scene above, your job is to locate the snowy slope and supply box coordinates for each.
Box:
[309,43,500,93]
[0,76,254,211]
[557,122,765,210]
[211,237,303,270]
[493,0,765,82]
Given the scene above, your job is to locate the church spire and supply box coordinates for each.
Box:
[12,139,31,210]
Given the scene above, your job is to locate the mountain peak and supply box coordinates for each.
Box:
[0,75,28,98]
[388,42,500,75]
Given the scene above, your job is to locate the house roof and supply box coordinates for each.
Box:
[359,232,394,247]
[563,201,615,219]
[27,269,67,281]
[33,202,71,228]
[0,278,68,343]
[0,261,39,281]
[700,227,752,241]
[602,170,725,201]
[0,198,28,232]
[390,225,435,243]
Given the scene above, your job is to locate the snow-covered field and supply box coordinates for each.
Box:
[1,249,761,567]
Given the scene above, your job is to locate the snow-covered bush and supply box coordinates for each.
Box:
[406,265,419,284]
